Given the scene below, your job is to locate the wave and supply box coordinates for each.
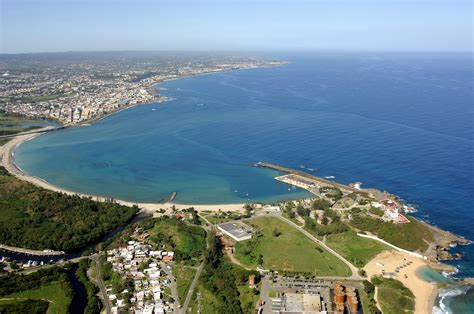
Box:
[433,285,472,314]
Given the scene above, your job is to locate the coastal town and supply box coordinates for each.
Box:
[0,52,284,125]
[0,53,471,314]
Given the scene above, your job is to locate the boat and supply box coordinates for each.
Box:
[324,176,335,179]
[299,165,305,169]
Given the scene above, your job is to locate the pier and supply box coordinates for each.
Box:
[254,162,359,193]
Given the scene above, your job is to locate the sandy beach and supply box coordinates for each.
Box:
[364,250,438,314]
[0,131,246,214]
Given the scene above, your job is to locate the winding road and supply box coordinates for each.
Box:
[272,214,362,280]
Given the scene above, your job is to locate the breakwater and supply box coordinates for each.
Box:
[254,162,359,193]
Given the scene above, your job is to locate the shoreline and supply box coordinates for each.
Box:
[0,131,246,214]
[63,61,288,128]
[364,250,439,313]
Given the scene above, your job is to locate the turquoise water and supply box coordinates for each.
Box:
[417,266,454,284]
[14,52,474,310]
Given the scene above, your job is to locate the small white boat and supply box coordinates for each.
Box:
[324,176,335,179]
[234,190,238,193]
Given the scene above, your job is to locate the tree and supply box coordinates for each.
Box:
[272,228,281,237]
[363,280,375,294]
[296,205,309,217]
[244,204,253,218]
[257,254,264,266]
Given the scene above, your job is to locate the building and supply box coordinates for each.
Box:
[282,292,327,313]
[217,222,252,242]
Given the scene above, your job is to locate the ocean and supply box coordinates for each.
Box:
[14,52,474,311]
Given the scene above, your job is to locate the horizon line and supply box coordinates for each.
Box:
[1,49,473,56]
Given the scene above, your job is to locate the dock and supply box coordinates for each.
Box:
[254,162,359,193]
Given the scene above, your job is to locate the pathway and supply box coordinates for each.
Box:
[271,214,362,280]
[180,261,204,314]
[90,255,111,314]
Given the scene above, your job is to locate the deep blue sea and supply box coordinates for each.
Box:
[15,52,473,311]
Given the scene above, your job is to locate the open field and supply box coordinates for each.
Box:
[234,216,351,276]
[0,282,72,314]
[325,230,389,267]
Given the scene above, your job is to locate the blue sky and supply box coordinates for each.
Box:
[0,0,472,53]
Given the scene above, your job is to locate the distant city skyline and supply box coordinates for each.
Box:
[1,0,472,54]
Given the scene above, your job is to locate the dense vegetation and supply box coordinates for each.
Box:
[360,280,381,314]
[137,217,207,263]
[76,259,102,314]
[350,214,433,252]
[200,232,258,313]
[0,299,49,314]
[0,267,74,313]
[372,276,415,314]
[304,207,349,236]
[0,166,139,251]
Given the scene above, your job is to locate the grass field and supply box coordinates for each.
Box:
[174,263,196,306]
[234,216,351,276]
[0,281,72,314]
[373,276,415,314]
[325,230,389,267]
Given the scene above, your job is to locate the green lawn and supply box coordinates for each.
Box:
[373,276,415,314]
[0,282,72,314]
[174,263,196,306]
[234,216,351,276]
[325,230,389,267]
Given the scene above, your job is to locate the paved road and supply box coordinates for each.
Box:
[161,262,180,313]
[91,255,111,314]
[180,261,204,314]
[271,214,362,281]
